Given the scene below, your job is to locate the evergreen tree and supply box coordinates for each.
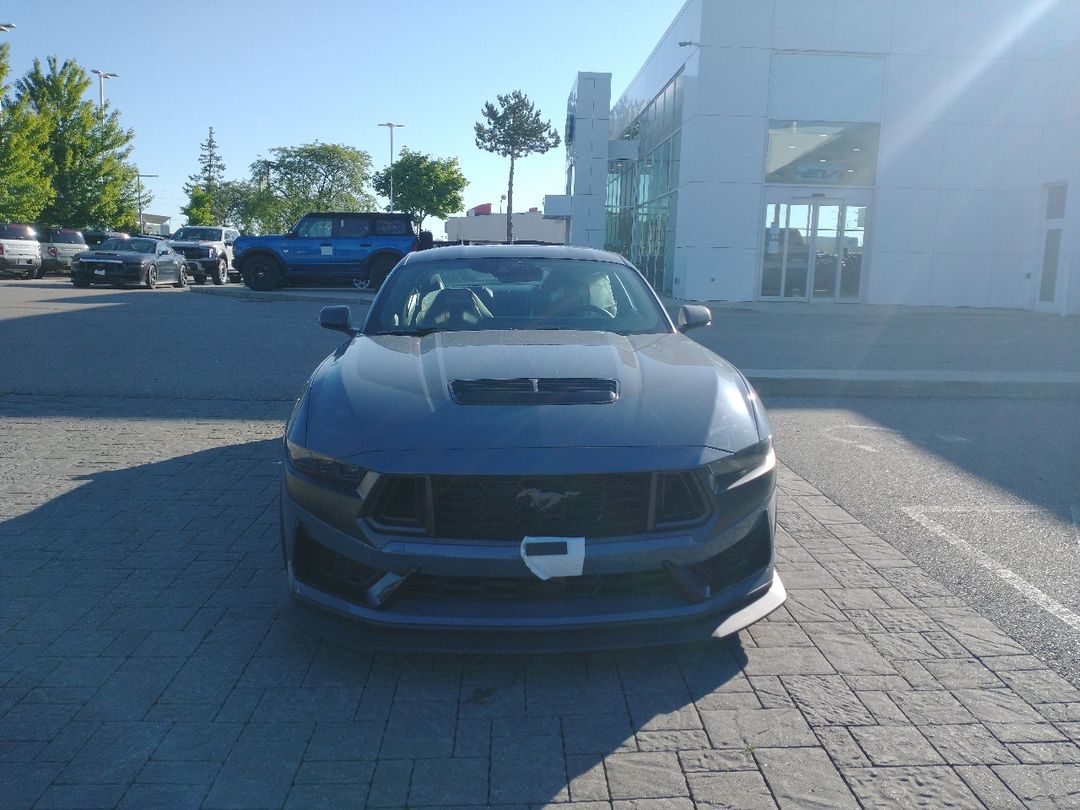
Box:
[184,127,226,224]
[474,90,560,243]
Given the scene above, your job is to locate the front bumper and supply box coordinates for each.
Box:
[280,463,783,637]
[71,264,143,285]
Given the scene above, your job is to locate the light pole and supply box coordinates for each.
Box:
[377,122,404,212]
[136,174,157,234]
[0,23,16,32]
[90,69,118,110]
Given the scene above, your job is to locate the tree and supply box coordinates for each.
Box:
[183,127,226,224]
[180,184,215,226]
[14,56,138,229]
[474,90,560,243]
[372,148,467,232]
[0,44,53,222]
[246,142,376,233]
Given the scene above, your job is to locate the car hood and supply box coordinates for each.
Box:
[169,240,221,247]
[300,330,762,466]
[75,250,147,261]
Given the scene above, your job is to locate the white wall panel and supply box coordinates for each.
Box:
[866,252,932,304]
[992,190,1040,258]
[883,54,951,122]
[987,254,1035,309]
[678,247,759,301]
[1004,59,1047,127]
[697,48,771,118]
[930,254,990,308]
[682,116,767,186]
[832,0,894,53]
[772,0,835,51]
[934,189,998,255]
[997,128,1041,193]
[891,0,956,56]
[700,0,774,48]
[877,121,946,189]
[945,58,1015,126]
[940,125,1006,191]
[676,182,761,250]
[871,187,940,253]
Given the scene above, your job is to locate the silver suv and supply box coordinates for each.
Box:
[39,228,88,275]
[0,223,43,279]
[168,226,240,285]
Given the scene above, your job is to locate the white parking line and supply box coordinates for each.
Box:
[1072,505,1080,549]
[903,506,1080,633]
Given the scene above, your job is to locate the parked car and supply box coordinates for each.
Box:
[38,227,88,275]
[233,212,424,291]
[279,244,784,641]
[169,225,241,285]
[70,236,188,289]
[0,223,43,279]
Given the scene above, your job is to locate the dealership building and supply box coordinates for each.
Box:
[544,0,1080,314]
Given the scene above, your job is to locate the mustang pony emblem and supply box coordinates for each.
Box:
[516,488,581,511]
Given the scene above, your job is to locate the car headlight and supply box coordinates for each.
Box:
[706,438,775,493]
[285,439,368,489]
[208,247,218,258]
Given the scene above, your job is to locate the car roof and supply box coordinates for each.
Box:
[404,243,631,265]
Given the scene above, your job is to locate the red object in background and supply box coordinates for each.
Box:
[528,207,538,213]
[469,203,492,216]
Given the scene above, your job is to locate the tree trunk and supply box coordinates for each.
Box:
[506,155,515,244]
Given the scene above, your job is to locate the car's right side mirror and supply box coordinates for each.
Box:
[677,304,712,332]
[319,305,355,334]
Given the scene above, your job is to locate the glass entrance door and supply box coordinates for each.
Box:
[760,197,868,301]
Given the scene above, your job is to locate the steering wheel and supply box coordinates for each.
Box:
[568,304,616,319]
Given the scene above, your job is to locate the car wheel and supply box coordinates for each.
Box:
[243,256,283,291]
[366,254,398,291]
[145,264,157,289]
[33,265,47,279]
[213,258,228,285]
[174,264,188,288]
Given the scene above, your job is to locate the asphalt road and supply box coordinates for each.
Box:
[3,278,1078,686]
[768,398,1080,686]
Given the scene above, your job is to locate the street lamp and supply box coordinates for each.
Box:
[377,122,404,212]
[136,174,157,234]
[0,23,16,32]
[90,69,118,110]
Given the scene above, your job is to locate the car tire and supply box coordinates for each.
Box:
[366,254,398,291]
[213,258,228,285]
[33,265,47,279]
[174,264,188,288]
[243,256,283,291]
[145,264,157,289]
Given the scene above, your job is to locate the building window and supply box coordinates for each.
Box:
[765,121,880,186]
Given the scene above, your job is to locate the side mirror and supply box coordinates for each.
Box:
[285,232,298,240]
[319,305,355,335]
[677,304,712,332]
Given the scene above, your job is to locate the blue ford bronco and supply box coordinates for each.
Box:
[234,212,430,291]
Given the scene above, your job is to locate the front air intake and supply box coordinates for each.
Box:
[450,378,618,405]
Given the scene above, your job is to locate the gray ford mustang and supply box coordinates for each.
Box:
[281,244,785,641]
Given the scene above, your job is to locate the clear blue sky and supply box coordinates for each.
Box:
[5,0,687,236]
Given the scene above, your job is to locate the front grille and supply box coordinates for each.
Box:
[177,247,205,259]
[428,473,652,539]
[450,378,618,405]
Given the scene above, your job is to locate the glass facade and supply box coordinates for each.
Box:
[605,72,684,294]
[765,120,880,186]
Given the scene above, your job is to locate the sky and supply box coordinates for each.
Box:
[4,0,688,237]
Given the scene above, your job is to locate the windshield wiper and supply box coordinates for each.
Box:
[373,328,445,337]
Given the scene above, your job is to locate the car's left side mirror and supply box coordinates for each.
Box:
[319,305,355,335]
[677,304,712,332]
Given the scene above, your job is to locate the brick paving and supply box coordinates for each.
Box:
[1,395,1078,809]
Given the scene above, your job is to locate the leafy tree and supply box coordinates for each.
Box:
[246,141,376,233]
[181,184,215,226]
[14,56,138,229]
[183,127,226,224]
[372,148,467,231]
[474,90,560,243]
[0,43,53,222]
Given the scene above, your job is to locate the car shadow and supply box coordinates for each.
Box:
[0,433,749,807]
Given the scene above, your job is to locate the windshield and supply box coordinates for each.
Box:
[366,256,671,336]
[99,237,154,253]
[173,227,222,241]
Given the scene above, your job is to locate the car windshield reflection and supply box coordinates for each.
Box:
[367,257,671,336]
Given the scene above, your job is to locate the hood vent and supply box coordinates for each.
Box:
[450,378,618,405]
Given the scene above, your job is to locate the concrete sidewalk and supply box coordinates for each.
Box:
[1,397,1079,808]
[193,285,1080,398]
